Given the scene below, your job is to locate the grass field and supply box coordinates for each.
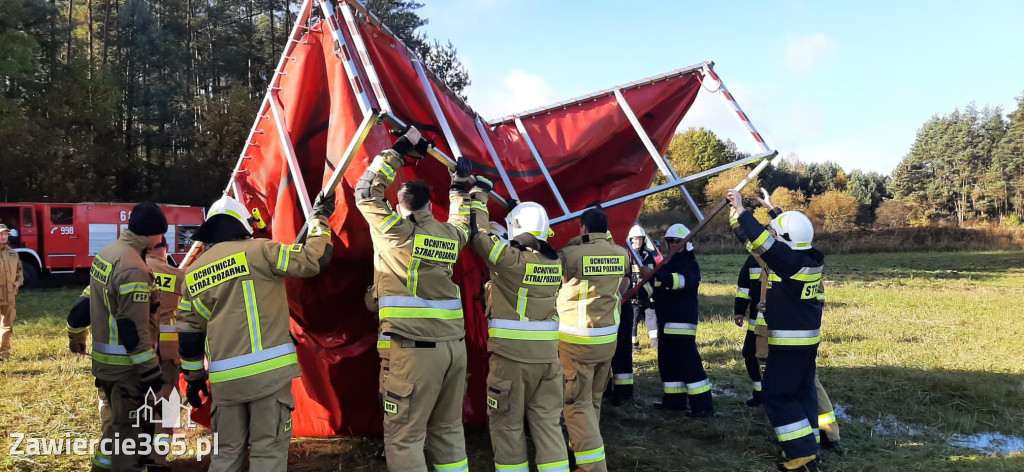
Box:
[2,251,1023,471]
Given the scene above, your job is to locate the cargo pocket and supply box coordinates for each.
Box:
[486,379,512,418]
[276,389,296,441]
[563,372,579,405]
[382,377,414,424]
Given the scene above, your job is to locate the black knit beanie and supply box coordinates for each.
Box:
[128,202,168,236]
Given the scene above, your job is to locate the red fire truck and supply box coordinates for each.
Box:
[0,202,205,288]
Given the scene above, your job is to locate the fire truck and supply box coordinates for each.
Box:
[0,202,205,288]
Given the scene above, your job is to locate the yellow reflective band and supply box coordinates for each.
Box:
[664,323,697,336]
[768,336,821,346]
[747,324,756,332]
[243,280,263,352]
[753,381,762,392]
[378,161,396,181]
[671,273,684,289]
[377,340,392,349]
[91,350,132,365]
[574,446,606,465]
[613,374,634,385]
[687,379,711,395]
[90,255,112,285]
[82,286,92,296]
[192,298,212,320]
[454,223,470,240]
[458,205,470,216]
[537,460,570,471]
[413,234,459,264]
[181,359,205,371]
[177,300,192,311]
[488,240,507,264]
[495,461,529,472]
[66,323,89,334]
[791,273,822,282]
[434,458,469,471]
[471,201,487,212]
[516,288,528,319]
[523,263,562,285]
[406,258,421,296]
[276,245,292,272]
[558,332,616,345]
[768,273,783,282]
[736,288,750,299]
[186,252,250,297]
[380,306,464,320]
[664,382,686,394]
[778,425,814,442]
[577,280,589,323]
[209,208,245,221]
[488,328,560,341]
[819,411,837,426]
[130,349,156,364]
[160,332,179,342]
[209,353,298,383]
[118,282,150,294]
[378,212,401,233]
[747,230,774,254]
[582,256,625,276]
[153,272,177,292]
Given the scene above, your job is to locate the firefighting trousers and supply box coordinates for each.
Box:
[814,371,840,442]
[741,330,763,396]
[630,305,657,342]
[486,353,569,472]
[381,336,468,472]
[657,328,713,413]
[0,302,15,360]
[208,383,294,472]
[561,354,612,472]
[97,388,113,433]
[763,346,819,461]
[610,307,638,398]
[92,375,151,472]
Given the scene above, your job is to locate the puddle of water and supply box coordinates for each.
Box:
[833,403,851,421]
[949,432,1024,455]
[871,414,928,437]
[712,386,741,398]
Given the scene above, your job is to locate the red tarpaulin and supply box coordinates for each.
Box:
[194,7,703,437]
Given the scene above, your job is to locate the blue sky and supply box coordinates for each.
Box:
[417,0,1024,175]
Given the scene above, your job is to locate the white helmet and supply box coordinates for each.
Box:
[666,223,694,251]
[207,195,253,235]
[488,221,509,241]
[770,211,814,250]
[505,202,552,241]
[627,224,646,240]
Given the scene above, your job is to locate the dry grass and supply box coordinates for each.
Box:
[2,252,1024,471]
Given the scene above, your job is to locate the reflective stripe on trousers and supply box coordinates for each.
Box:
[488,318,559,341]
[208,342,297,383]
[768,329,821,346]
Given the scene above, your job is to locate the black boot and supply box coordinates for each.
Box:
[746,388,762,407]
[610,384,634,406]
[820,434,845,456]
[654,393,687,411]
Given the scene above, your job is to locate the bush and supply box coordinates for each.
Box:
[875,199,923,228]
[807,190,860,231]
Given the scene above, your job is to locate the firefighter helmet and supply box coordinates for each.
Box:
[207,195,254,235]
[666,223,694,251]
[505,202,552,241]
[770,211,814,250]
[627,224,646,240]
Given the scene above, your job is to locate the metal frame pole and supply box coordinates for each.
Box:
[474,116,519,201]
[514,117,570,216]
[703,63,772,154]
[412,59,465,161]
[316,0,375,114]
[338,1,392,114]
[268,94,314,217]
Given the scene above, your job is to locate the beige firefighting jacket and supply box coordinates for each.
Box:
[557,233,628,362]
[175,216,331,406]
[468,190,562,363]
[0,244,23,305]
[147,255,184,364]
[356,150,472,342]
[88,231,162,383]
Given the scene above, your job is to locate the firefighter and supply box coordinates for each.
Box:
[557,207,629,472]
[609,224,656,405]
[0,224,23,361]
[468,184,570,472]
[733,190,844,454]
[355,127,473,472]
[87,203,167,472]
[726,188,823,472]
[175,194,333,472]
[639,224,714,416]
[67,285,115,434]
[145,237,185,466]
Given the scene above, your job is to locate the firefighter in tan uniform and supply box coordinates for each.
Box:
[557,208,629,472]
[176,194,334,472]
[0,224,24,361]
[145,237,185,466]
[468,181,571,472]
[87,203,168,472]
[356,128,473,472]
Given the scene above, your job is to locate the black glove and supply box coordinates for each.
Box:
[505,198,519,210]
[472,175,493,193]
[142,375,165,396]
[450,157,474,191]
[391,126,430,161]
[186,379,210,407]
[311,191,336,219]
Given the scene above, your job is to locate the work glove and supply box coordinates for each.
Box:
[450,156,474,191]
[472,175,493,193]
[391,126,430,162]
[311,191,336,219]
[69,339,87,354]
[141,374,165,396]
[505,198,519,211]
[186,379,210,407]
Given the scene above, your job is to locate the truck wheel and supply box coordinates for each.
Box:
[21,262,39,290]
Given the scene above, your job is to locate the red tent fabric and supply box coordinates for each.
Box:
[193,11,703,437]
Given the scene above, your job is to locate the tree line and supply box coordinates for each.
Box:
[0,0,467,205]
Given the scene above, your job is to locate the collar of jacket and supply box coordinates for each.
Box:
[0,243,8,251]
[566,232,612,246]
[120,230,150,254]
[408,208,436,225]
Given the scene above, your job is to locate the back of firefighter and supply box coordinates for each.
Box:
[557,207,628,472]
[176,194,334,472]
[609,224,656,404]
[469,185,570,472]
[145,238,185,465]
[87,203,168,472]
[355,128,473,472]
[726,189,823,471]
[644,224,714,416]
[0,224,23,361]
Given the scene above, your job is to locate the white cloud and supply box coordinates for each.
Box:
[465,69,559,120]
[785,33,835,73]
